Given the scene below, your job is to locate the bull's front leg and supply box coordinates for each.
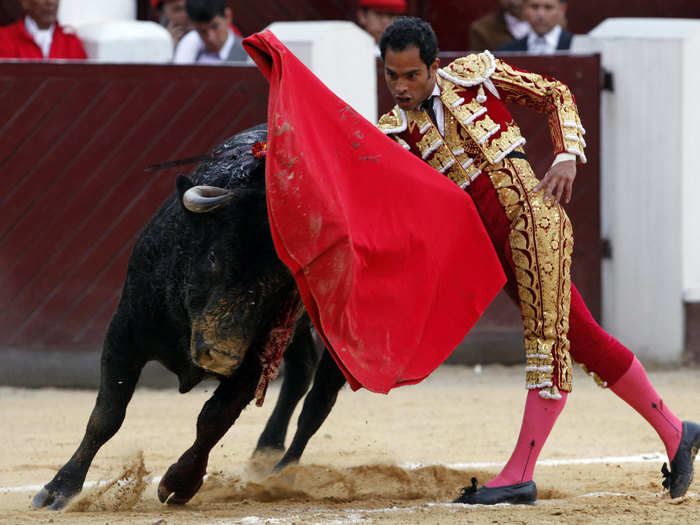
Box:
[157,349,262,505]
[275,349,346,470]
[32,338,145,510]
[254,323,320,454]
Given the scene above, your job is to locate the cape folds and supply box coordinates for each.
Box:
[243,31,505,394]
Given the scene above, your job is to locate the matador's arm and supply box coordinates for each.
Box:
[490,58,587,165]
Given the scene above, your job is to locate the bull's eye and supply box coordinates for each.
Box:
[208,249,218,271]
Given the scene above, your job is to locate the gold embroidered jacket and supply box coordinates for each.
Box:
[377,50,587,189]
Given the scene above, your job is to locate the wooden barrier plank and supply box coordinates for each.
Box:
[0,84,156,315]
[0,81,107,248]
[0,59,598,353]
[1,81,200,337]
[0,64,269,350]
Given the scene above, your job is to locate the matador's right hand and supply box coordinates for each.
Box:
[535,159,576,204]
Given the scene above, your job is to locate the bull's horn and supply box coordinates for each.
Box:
[183,185,235,213]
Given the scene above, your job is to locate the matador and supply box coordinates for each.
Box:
[377,17,700,505]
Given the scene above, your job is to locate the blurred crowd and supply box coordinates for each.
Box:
[0,0,573,62]
[473,0,571,53]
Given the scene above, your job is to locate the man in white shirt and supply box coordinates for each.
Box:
[498,0,572,54]
[172,0,247,64]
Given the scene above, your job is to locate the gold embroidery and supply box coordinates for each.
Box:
[377,106,405,134]
[440,51,496,86]
[438,78,464,107]
[444,111,479,185]
[439,75,529,165]
[464,114,499,145]
[451,98,488,128]
[396,137,410,150]
[579,363,609,388]
[408,110,470,186]
[415,118,443,155]
[482,125,526,164]
[486,158,574,394]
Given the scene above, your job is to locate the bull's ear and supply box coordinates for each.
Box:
[176,175,194,210]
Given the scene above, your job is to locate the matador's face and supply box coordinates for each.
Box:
[383,45,439,111]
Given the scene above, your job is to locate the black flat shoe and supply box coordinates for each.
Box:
[662,420,700,498]
[453,477,537,505]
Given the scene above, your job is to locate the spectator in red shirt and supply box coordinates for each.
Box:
[0,0,87,59]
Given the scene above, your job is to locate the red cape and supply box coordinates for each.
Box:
[243,31,505,394]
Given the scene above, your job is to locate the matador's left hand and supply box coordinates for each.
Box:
[535,159,576,204]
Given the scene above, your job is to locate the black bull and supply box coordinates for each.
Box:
[32,125,347,510]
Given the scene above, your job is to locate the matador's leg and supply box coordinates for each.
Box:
[456,157,571,498]
[464,157,698,499]
[488,156,574,399]
[567,285,699,497]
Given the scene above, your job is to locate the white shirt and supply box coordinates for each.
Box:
[425,83,446,137]
[527,24,562,55]
[427,81,573,166]
[24,15,54,58]
[504,12,530,41]
[173,28,235,64]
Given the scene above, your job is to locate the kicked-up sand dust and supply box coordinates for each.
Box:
[66,452,150,513]
[1,364,699,524]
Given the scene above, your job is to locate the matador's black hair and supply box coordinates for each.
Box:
[379,17,439,68]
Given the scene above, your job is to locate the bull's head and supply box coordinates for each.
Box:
[176,169,294,377]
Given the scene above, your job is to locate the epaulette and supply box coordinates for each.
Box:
[438,50,497,88]
[376,106,407,135]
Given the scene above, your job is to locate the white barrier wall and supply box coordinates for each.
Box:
[265,22,377,123]
[573,19,700,362]
[681,30,700,306]
[58,0,135,26]
[57,0,172,63]
[77,21,173,63]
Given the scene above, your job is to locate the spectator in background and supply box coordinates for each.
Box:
[498,0,572,53]
[172,0,246,64]
[356,0,406,44]
[151,0,192,47]
[469,0,530,51]
[0,0,86,59]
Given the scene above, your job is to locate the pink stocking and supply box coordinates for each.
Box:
[609,357,682,459]
[487,389,568,487]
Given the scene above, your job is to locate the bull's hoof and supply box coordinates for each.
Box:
[32,486,76,510]
[273,454,299,472]
[157,463,205,505]
[251,446,284,463]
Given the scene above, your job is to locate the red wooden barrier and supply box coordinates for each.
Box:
[0,55,600,377]
[0,63,269,351]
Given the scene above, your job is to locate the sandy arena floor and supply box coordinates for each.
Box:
[1,363,699,524]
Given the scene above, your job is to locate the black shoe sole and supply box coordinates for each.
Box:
[669,421,700,498]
